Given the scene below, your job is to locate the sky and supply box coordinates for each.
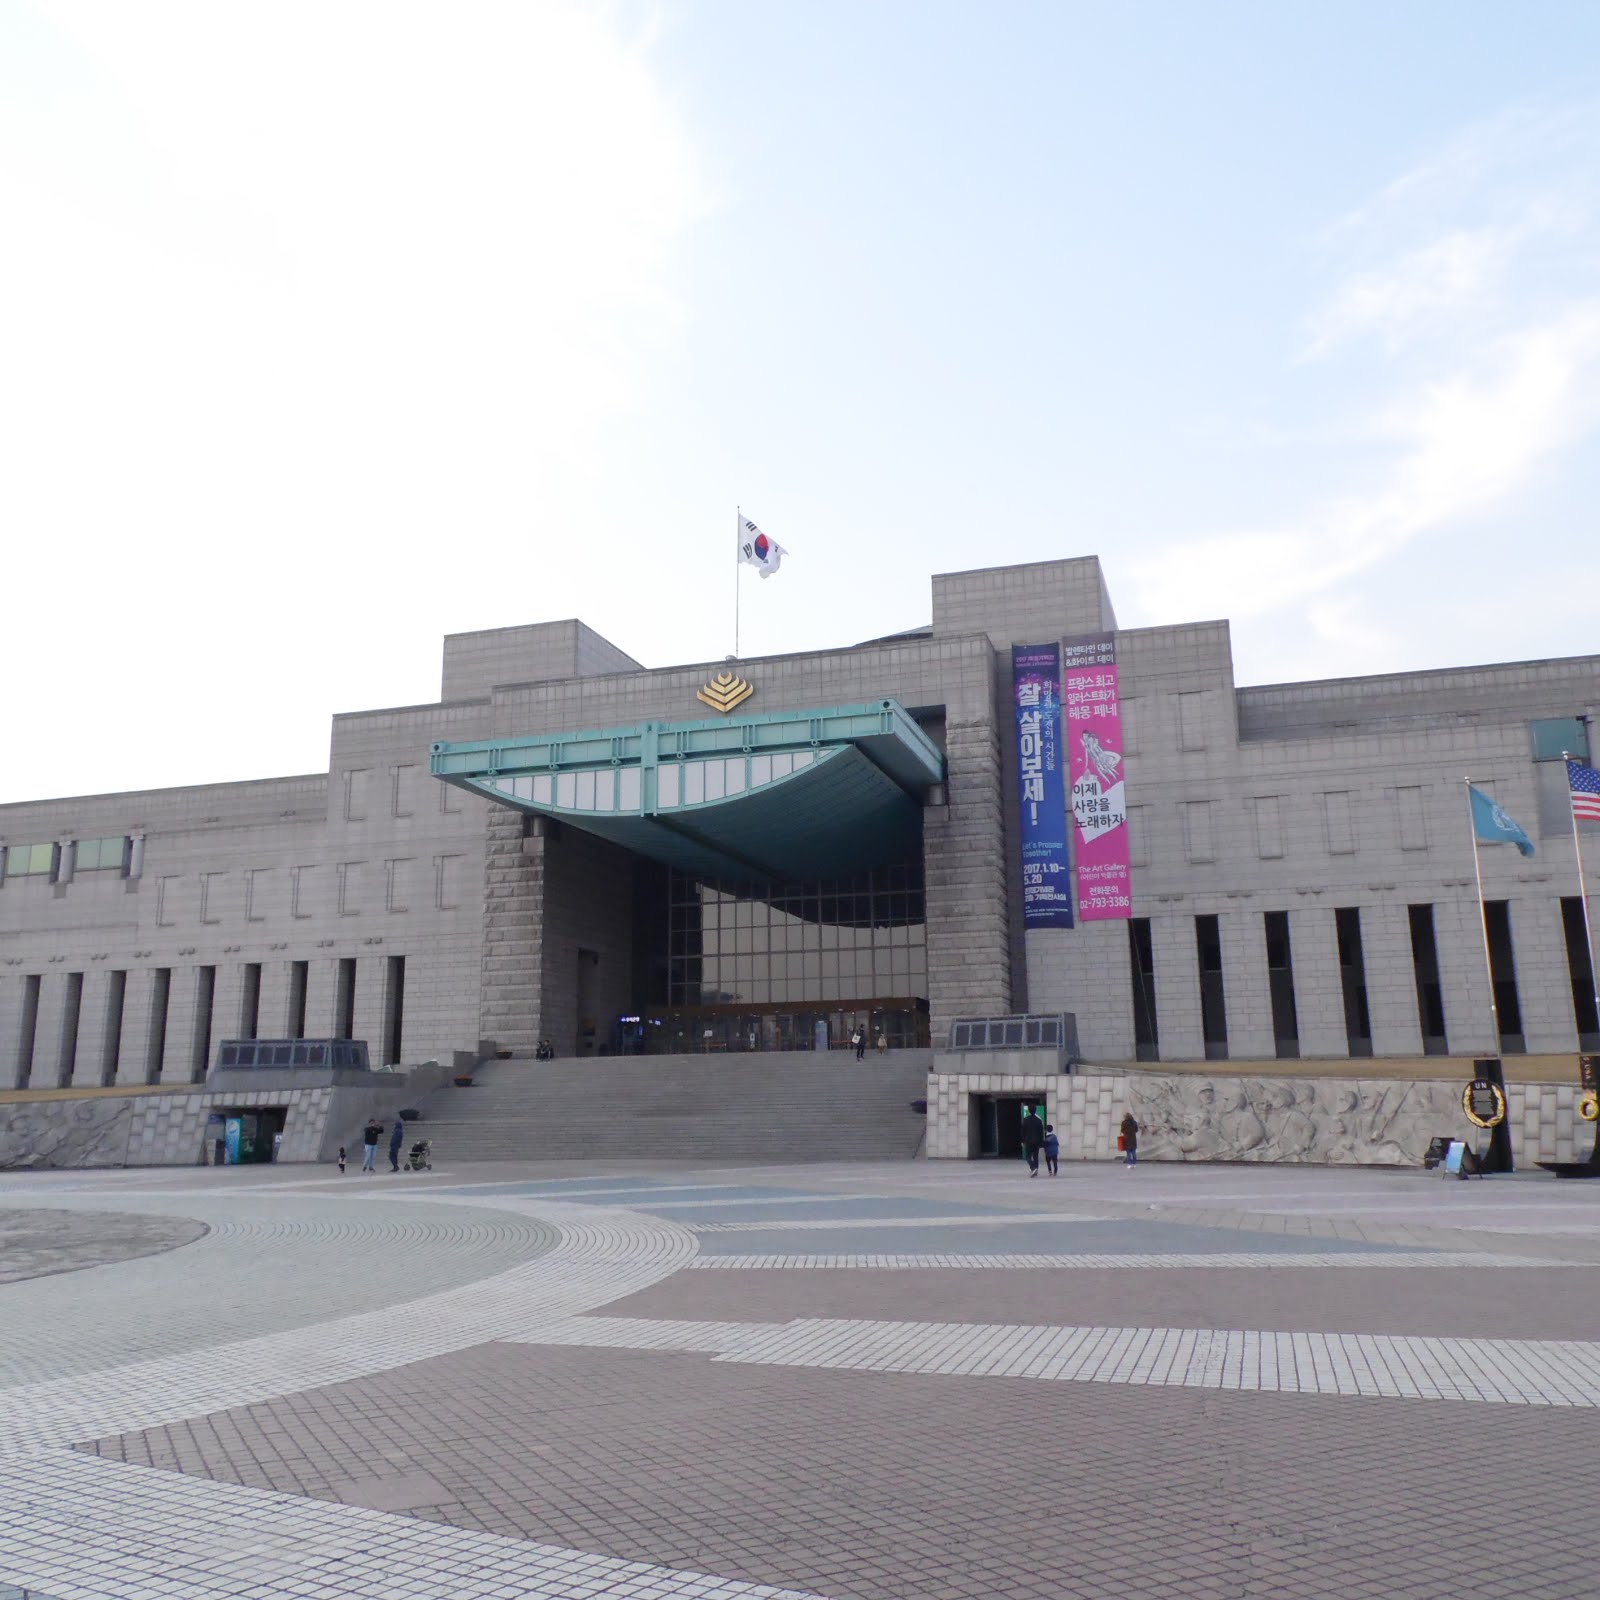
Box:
[4,0,1600,803]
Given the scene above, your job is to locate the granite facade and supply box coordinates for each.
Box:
[4,556,1598,1143]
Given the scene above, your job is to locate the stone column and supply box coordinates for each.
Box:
[0,973,36,1089]
[1148,909,1204,1062]
[32,972,70,1089]
[115,968,162,1087]
[1288,904,1349,1059]
[1434,894,1499,1056]
[303,957,342,1039]
[1218,907,1274,1060]
[352,953,392,1064]
[925,708,1012,1045]
[1510,894,1580,1054]
[479,807,545,1056]
[256,959,294,1040]
[72,967,117,1087]
[159,966,205,1085]
[211,963,249,1044]
[1361,901,1425,1057]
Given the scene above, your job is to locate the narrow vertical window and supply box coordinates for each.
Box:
[1195,914,1228,1059]
[1334,908,1372,1057]
[1263,912,1299,1058]
[1128,918,1159,1062]
[1408,905,1447,1054]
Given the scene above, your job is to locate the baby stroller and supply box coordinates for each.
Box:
[404,1138,432,1172]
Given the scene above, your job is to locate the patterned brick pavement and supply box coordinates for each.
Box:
[3,1159,1600,1598]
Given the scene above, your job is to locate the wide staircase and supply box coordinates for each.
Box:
[410,1050,933,1163]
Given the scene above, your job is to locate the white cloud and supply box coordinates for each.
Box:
[1304,219,1537,356]
[1131,303,1600,625]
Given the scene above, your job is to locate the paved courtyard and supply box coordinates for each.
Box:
[2,1156,1599,1599]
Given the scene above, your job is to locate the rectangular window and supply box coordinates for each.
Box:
[1334,908,1372,1056]
[289,960,309,1040]
[245,868,270,922]
[146,968,171,1085]
[199,871,225,925]
[1252,796,1284,860]
[16,974,41,1089]
[338,862,366,916]
[5,842,59,878]
[102,969,126,1085]
[193,966,216,1082]
[391,763,417,818]
[1178,692,1206,752]
[1322,791,1357,855]
[58,971,84,1087]
[1483,900,1525,1053]
[1530,717,1590,762]
[336,957,357,1039]
[343,768,370,821]
[292,864,316,919]
[242,962,262,1039]
[383,955,406,1066]
[1128,917,1159,1062]
[1561,897,1600,1048]
[1263,911,1299,1058]
[75,836,129,872]
[434,853,462,911]
[385,857,414,914]
[1119,697,1141,755]
[1183,800,1215,864]
[156,875,180,927]
[1408,904,1447,1054]
[1195,913,1228,1059]
[1395,785,1428,850]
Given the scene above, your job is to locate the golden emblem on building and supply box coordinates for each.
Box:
[697,671,754,714]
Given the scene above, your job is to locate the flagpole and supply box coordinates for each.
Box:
[1563,752,1600,1040]
[734,506,741,662]
[1464,776,1503,1051]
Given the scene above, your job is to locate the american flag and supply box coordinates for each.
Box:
[1568,758,1600,822]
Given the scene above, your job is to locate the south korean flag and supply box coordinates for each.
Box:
[737,517,787,578]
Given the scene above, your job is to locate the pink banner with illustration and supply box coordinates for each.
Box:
[1062,632,1132,921]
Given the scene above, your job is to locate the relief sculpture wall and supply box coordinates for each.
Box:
[1125,1074,1474,1165]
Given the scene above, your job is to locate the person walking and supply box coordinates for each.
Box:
[1120,1111,1140,1168]
[852,1028,865,1062]
[1043,1123,1060,1177]
[361,1117,381,1172]
[337,1145,347,1175]
[1021,1105,1045,1177]
[875,1030,888,1055]
[388,1116,405,1173]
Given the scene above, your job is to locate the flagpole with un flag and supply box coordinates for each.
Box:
[734,511,787,660]
[1465,778,1536,1054]
[1563,752,1600,1041]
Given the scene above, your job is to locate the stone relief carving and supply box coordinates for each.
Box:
[1126,1074,1473,1165]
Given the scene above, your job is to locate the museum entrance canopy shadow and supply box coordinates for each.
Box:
[430,699,945,886]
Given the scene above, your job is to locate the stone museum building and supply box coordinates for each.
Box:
[2,554,1598,1102]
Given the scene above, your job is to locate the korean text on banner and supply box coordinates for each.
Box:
[1062,632,1132,920]
[1012,644,1073,928]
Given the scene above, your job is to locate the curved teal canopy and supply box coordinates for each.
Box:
[430,699,944,884]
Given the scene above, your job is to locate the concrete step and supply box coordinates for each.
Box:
[404,1051,932,1163]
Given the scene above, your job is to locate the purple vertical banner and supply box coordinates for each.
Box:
[1062,632,1131,920]
[1012,644,1073,929]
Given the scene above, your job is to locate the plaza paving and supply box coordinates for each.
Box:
[1,1157,1598,1598]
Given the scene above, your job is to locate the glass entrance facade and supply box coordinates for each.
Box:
[618,862,929,1053]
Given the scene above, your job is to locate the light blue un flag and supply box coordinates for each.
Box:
[1469,784,1535,857]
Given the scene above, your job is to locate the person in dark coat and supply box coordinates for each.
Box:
[1043,1123,1061,1177]
[361,1117,382,1172]
[1021,1107,1046,1176]
[1120,1111,1140,1167]
[388,1116,405,1172]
